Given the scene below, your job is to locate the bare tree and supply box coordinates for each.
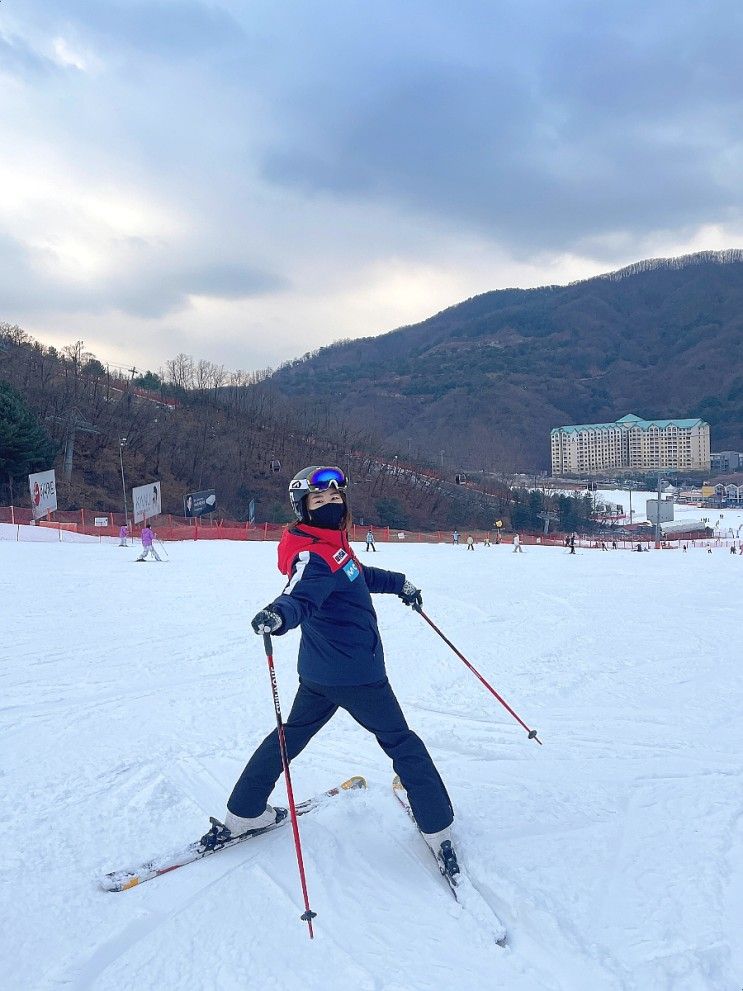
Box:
[165,353,194,390]
[0,323,32,346]
[194,358,211,392]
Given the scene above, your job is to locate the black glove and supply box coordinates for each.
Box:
[251,608,283,634]
[399,579,422,609]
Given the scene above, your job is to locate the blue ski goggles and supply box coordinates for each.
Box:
[292,466,348,494]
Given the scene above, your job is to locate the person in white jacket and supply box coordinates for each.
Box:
[513,533,523,553]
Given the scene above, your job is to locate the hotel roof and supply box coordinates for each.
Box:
[551,414,706,434]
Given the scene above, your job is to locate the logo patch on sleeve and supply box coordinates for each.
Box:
[333,548,348,564]
[343,560,360,581]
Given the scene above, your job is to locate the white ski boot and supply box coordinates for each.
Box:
[421,825,460,879]
[224,805,279,837]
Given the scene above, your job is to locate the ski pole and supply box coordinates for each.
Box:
[262,633,318,938]
[155,539,169,561]
[412,605,542,745]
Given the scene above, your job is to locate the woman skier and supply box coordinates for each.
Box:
[220,465,458,876]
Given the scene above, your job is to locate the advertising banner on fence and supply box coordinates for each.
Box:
[132,481,161,523]
[29,469,57,520]
[184,489,217,518]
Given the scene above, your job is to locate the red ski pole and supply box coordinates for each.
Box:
[413,605,542,745]
[262,633,318,937]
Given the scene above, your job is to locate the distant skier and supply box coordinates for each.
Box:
[136,524,162,562]
[513,533,523,553]
[119,524,129,547]
[452,530,460,545]
[221,465,458,878]
[365,529,377,552]
[466,534,475,551]
[569,534,576,554]
[483,534,491,547]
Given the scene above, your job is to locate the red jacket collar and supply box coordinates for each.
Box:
[277,524,357,576]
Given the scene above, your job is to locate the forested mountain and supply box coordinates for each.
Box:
[0,329,519,530]
[268,251,743,471]
[2,250,741,529]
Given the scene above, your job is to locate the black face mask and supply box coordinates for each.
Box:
[307,501,346,529]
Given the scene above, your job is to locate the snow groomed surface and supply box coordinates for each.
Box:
[2,534,742,989]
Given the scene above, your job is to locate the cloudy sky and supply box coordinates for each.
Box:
[1,1,742,377]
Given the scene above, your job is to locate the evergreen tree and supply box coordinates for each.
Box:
[0,381,57,500]
[83,358,106,377]
[134,370,163,390]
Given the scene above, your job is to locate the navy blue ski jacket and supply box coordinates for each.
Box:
[268,524,405,686]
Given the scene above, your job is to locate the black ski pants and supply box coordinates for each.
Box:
[228,677,453,834]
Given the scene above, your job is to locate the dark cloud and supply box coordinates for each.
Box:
[13,0,741,257]
[110,262,287,318]
[253,2,743,251]
[2,0,743,359]
[0,229,285,319]
[0,234,40,309]
[183,263,285,300]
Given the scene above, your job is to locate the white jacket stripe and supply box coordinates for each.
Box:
[284,550,310,595]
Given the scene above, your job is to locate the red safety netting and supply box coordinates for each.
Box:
[0,506,723,549]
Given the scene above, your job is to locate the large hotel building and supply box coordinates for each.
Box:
[550,413,711,476]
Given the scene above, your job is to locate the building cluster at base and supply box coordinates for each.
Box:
[710,451,743,474]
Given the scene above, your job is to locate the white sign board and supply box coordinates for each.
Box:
[132,481,162,524]
[94,517,109,527]
[646,499,674,525]
[29,469,57,520]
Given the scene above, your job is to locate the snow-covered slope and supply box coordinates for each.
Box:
[2,538,741,990]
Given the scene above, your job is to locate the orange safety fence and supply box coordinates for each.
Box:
[0,506,735,550]
[0,507,570,544]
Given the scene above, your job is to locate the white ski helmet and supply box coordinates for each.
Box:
[288,465,348,523]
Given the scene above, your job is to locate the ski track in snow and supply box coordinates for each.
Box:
[2,530,742,990]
